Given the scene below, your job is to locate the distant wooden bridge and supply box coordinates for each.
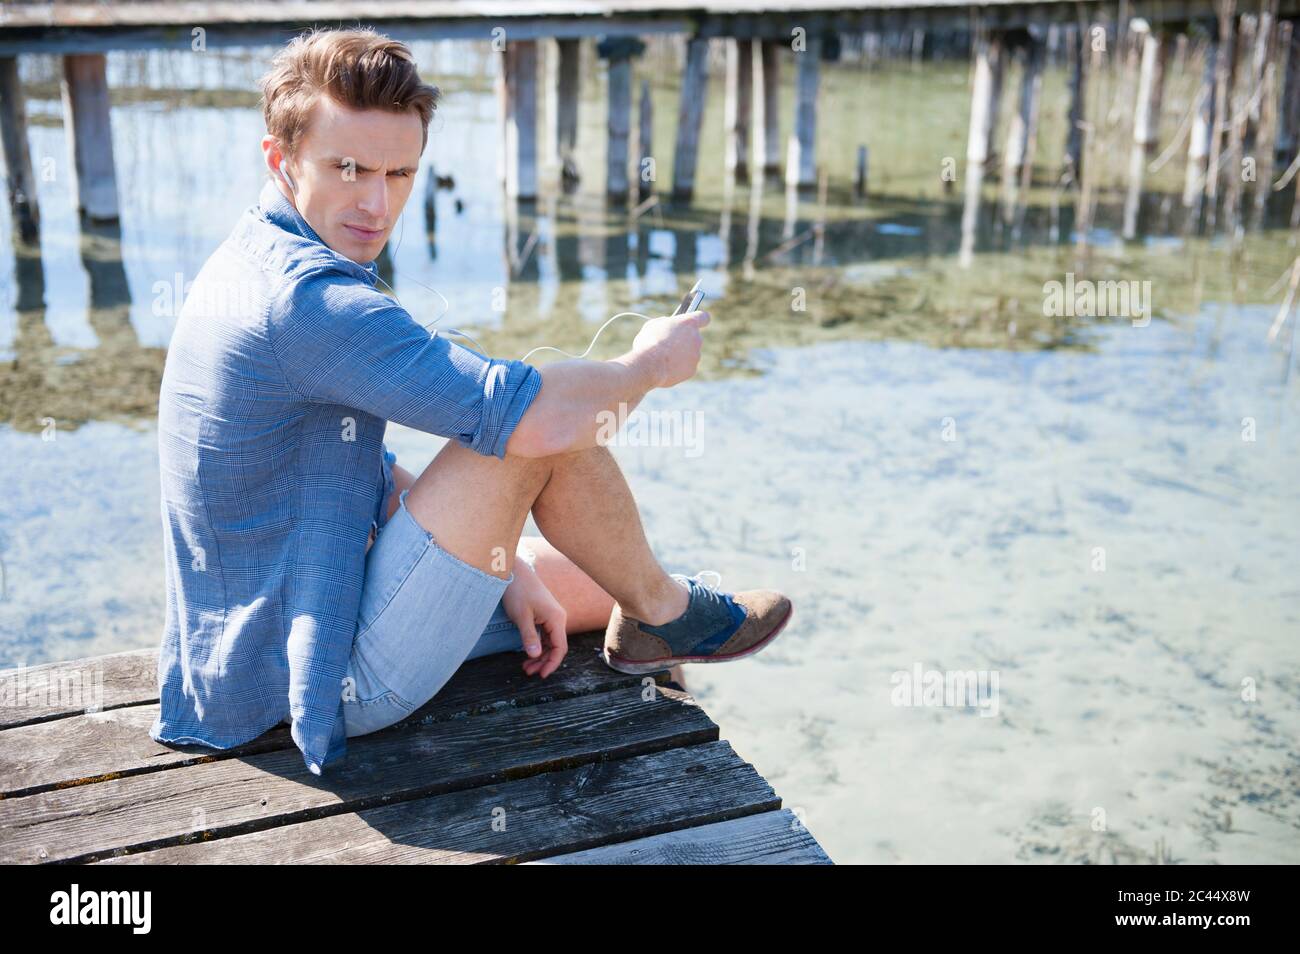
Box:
[3,0,1298,240]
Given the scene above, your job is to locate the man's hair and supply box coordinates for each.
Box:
[258,26,440,159]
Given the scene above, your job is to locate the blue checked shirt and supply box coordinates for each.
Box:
[150,178,542,775]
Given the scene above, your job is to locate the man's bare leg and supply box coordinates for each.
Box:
[401,442,688,628]
[386,462,621,633]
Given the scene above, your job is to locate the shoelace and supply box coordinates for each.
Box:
[668,570,736,625]
[671,570,722,591]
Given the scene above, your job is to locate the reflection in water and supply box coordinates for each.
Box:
[0,38,1297,864]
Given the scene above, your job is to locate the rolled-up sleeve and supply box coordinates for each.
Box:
[268,263,542,458]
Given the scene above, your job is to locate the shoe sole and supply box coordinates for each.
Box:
[601,602,794,675]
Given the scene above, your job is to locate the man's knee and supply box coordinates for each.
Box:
[420,439,554,495]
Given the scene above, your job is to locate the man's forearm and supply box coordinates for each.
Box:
[505,350,660,458]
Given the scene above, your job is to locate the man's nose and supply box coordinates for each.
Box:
[356,177,389,221]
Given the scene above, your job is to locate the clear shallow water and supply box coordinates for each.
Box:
[1,41,1298,863]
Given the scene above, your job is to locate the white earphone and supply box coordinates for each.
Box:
[277,159,298,194]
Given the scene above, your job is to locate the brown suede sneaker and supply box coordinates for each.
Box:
[601,572,794,675]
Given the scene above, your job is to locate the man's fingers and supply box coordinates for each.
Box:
[537,613,568,678]
[518,616,542,658]
[685,310,711,329]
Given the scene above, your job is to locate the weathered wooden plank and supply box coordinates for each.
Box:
[0,682,716,863]
[0,632,655,799]
[94,738,774,863]
[0,647,156,729]
[524,808,833,864]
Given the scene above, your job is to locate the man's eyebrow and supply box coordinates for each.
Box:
[325,156,419,174]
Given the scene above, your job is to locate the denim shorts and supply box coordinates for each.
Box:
[341,487,526,738]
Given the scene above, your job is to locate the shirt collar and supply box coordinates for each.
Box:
[256,177,379,283]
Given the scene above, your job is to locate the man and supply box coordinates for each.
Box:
[150,26,793,776]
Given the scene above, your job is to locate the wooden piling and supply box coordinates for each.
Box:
[500,40,539,201]
[962,26,1003,266]
[1252,1,1281,224]
[1147,30,1171,153]
[1184,36,1218,208]
[637,78,654,202]
[758,40,782,181]
[724,38,753,186]
[1075,25,1105,249]
[1124,25,1162,238]
[671,36,710,202]
[967,30,1004,170]
[607,55,632,201]
[783,133,800,239]
[794,35,821,191]
[1205,1,1237,230]
[0,56,40,243]
[556,38,581,185]
[1277,20,1300,162]
[1064,24,1086,185]
[1225,11,1254,230]
[60,53,119,222]
[1001,34,1045,223]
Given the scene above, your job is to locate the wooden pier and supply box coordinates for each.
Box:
[0,631,832,864]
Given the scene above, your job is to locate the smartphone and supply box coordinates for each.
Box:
[673,279,707,316]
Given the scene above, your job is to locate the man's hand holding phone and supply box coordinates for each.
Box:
[631,282,710,389]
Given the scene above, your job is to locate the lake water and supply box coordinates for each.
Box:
[1,37,1297,864]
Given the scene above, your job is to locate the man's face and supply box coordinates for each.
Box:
[262,96,423,264]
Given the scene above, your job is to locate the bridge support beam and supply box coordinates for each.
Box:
[1000,31,1045,223]
[1063,25,1087,185]
[499,40,538,201]
[724,38,753,186]
[0,56,40,244]
[1277,20,1300,162]
[636,77,654,203]
[598,36,646,203]
[757,40,782,182]
[61,53,119,222]
[793,34,821,190]
[1124,23,1163,239]
[671,36,710,202]
[607,55,632,201]
[966,30,1005,173]
[1184,34,1218,208]
[555,38,581,187]
[961,28,1005,266]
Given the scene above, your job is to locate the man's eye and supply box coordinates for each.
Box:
[389,170,411,178]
